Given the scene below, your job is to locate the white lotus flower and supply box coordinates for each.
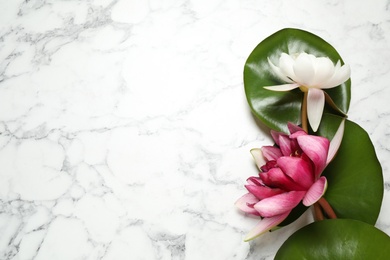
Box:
[265,52,351,132]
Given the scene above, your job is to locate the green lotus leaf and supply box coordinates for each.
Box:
[275,219,390,259]
[318,114,383,224]
[244,28,351,133]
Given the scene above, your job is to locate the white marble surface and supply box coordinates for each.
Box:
[0,0,389,259]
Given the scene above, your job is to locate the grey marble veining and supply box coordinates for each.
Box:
[0,0,389,259]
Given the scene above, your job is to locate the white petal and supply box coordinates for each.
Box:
[307,88,325,132]
[244,212,290,241]
[326,119,345,164]
[322,63,351,89]
[312,57,335,87]
[268,57,293,83]
[264,83,300,91]
[278,53,297,82]
[250,148,266,170]
[334,60,341,70]
[293,53,315,86]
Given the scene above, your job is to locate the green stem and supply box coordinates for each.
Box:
[301,91,308,133]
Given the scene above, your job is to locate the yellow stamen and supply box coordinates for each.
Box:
[299,86,309,92]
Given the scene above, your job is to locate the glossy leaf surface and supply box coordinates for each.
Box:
[275,219,390,259]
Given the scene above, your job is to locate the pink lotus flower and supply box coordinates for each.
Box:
[235,122,344,241]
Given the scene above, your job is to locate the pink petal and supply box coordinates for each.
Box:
[235,193,260,216]
[250,148,266,170]
[263,83,300,91]
[277,157,314,189]
[290,139,301,155]
[279,135,293,156]
[261,168,306,191]
[297,135,329,178]
[326,119,345,165]
[244,211,290,241]
[259,171,272,185]
[245,185,284,200]
[287,122,305,134]
[247,176,262,186]
[303,176,327,206]
[270,130,283,146]
[260,146,282,161]
[289,130,307,139]
[254,191,306,217]
[307,88,325,132]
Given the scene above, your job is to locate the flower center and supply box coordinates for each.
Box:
[299,85,309,92]
[291,149,302,157]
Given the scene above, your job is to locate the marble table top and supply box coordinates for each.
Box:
[1,0,389,259]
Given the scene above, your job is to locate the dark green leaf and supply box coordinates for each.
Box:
[318,114,383,224]
[244,28,351,132]
[275,219,390,259]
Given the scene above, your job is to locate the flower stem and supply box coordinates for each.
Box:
[301,91,308,133]
[313,203,324,221]
[318,197,337,219]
